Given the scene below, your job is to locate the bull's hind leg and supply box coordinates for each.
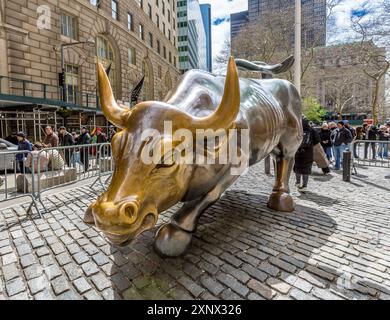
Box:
[267,154,295,212]
[84,202,95,224]
[154,174,238,257]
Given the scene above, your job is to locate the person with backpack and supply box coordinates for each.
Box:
[293,118,321,193]
[330,120,353,170]
[58,126,74,166]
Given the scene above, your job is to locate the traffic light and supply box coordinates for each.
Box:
[58,72,65,88]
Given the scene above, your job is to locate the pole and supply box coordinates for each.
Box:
[61,45,67,102]
[294,0,301,94]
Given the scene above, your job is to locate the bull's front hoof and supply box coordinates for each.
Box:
[153,223,193,257]
[83,205,95,224]
[267,191,294,212]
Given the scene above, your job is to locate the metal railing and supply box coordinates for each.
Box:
[0,143,114,217]
[351,139,390,168]
[0,75,99,110]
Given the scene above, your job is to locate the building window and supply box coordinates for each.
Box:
[163,46,166,59]
[127,13,133,31]
[162,22,166,35]
[158,65,162,79]
[156,14,160,28]
[61,13,77,40]
[137,0,143,9]
[139,24,144,40]
[148,4,152,18]
[128,47,136,65]
[65,65,79,103]
[156,0,159,6]
[111,0,118,20]
[169,51,172,63]
[90,0,100,7]
[157,40,161,54]
[173,36,176,47]
[96,35,117,95]
[162,1,165,15]
[174,56,176,67]
[178,21,188,28]
[173,18,176,30]
[168,29,171,41]
[168,10,170,22]
[148,33,153,48]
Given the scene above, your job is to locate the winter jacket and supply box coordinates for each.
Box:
[293,119,321,175]
[378,131,389,141]
[59,132,74,146]
[96,133,108,144]
[319,129,332,148]
[367,127,379,140]
[16,139,32,161]
[330,127,352,146]
[43,133,59,147]
[78,132,92,145]
[313,143,329,169]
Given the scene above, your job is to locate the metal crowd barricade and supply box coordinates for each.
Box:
[90,143,113,191]
[351,140,390,170]
[0,149,42,217]
[0,143,114,219]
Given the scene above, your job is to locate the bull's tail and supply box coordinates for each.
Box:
[235,55,295,79]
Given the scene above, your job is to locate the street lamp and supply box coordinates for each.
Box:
[59,39,95,102]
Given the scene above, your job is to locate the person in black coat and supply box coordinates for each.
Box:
[59,126,74,166]
[364,124,378,159]
[78,126,92,172]
[293,118,321,193]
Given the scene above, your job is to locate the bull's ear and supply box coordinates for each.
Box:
[192,56,240,131]
[97,63,130,128]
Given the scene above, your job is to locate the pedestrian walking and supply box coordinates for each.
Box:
[108,126,117,142]
[364,124,378,160]
[78,126,92,172]
[330,121,353,170]
[293,118,320,193]
[43,126,59,147]
[377,125,389,159]
[319,123,332,161]
[16,132,32,173]
[59,126,74,166]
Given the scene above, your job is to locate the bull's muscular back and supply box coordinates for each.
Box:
[166,70,302,163]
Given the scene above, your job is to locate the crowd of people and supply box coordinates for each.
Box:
[5,125,117,174]
[293,118,390,193]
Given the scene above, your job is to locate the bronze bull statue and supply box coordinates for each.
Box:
[84,57,303,257]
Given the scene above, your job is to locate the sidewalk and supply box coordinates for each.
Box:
[0,162,389,300]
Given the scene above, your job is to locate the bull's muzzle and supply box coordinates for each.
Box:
[92,197,157,245]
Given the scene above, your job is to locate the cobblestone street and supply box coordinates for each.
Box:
[0,162,389,300]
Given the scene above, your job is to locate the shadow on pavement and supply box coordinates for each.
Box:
[104,189,348,300]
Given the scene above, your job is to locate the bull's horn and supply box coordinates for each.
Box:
[193,56,240,130]
[97,62,129,128]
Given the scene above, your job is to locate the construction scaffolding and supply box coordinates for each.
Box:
[0,108,109,141]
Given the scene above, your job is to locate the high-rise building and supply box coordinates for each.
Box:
[200,3,212,72]
[177,0,207,73]
[232,0,326,49]
[0,0,180,137]
[230,11,249,41]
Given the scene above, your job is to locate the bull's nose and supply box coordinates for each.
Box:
[119,201,139,225]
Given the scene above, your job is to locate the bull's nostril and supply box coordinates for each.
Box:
[120,202,138,224]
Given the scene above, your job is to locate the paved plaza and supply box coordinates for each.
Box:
[0,162,389,300]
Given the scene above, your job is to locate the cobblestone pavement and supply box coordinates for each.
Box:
[0,163,389,300]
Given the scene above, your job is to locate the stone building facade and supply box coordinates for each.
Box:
[302,42,388,121]
[0,0,180,135]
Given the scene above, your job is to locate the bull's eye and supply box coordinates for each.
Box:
[155,152,176,169]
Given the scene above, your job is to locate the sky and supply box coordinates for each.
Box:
[198,0,386,70]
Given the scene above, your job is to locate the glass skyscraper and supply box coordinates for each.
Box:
[200,3,212,72]
[177,0,207,73]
